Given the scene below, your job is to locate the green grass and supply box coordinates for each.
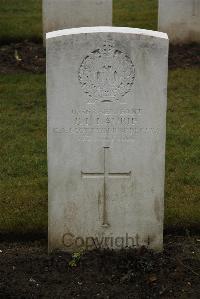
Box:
[0,74,47,234]
[0,69,199,235]
[0,0,158,43]
[0,0,42,43]
[165,68,200,231]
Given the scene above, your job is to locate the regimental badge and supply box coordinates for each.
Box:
[79,40,135,103]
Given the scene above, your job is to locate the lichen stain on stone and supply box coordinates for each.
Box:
[144,234,156,246]
[65,202,77,222]
[154,197,161,222]
[98,191,102,220]
[121,183,126,195]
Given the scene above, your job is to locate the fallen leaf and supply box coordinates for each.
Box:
[14,50,22,62]
[147,273,157,284]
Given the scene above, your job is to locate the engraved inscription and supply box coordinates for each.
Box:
[81,147,131,227]
[79,40,135,103]
[53,106,159,142]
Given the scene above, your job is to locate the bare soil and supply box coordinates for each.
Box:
[0,235,199,299]
[0,41,199,74]
[0,41,45,74]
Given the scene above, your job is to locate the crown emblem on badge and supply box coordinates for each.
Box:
[78,40,135,103]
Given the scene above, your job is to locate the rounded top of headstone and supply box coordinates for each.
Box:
[46,26,168,40]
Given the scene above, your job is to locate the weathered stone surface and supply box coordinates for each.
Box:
[158,0,200,44]
[43,0,112,36]
[47,27,169,252]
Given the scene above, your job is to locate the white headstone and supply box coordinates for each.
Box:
[158,0,200,44]
[47,27,169,252]
[43,0,112,36]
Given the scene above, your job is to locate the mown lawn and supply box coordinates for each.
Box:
[0,69,199,235]
[0,74,47,234]
[0,0,158,43]
[0,0,42,44]
[166,68,200,231]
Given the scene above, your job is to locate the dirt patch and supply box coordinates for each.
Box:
[0,41,45,74]
[0,235,199,298]
[169,43,200,69]
[0,41,199,74]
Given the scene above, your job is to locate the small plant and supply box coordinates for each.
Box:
[69,250,84,267]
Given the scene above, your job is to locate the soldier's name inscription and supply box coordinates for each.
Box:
[53,106,159,142]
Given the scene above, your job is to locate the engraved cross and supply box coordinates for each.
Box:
[81,147,131,227]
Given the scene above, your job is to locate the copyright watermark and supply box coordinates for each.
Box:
[62,233,141,250]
